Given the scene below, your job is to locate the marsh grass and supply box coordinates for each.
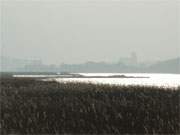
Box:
[0,77,180,134]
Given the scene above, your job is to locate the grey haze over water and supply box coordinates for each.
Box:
[1,0,180,64]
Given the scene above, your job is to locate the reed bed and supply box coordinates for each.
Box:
[0,77,180,134]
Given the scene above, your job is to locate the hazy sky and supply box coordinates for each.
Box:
[1,0,180,64]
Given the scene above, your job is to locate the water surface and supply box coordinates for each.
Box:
[48,73,180,88]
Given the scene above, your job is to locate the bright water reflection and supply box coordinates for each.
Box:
[52,73,180,88]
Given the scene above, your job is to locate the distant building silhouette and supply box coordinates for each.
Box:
[130,52,138,65]
[118,52,138,66]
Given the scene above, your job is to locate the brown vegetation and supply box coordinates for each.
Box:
[0,77,180,134]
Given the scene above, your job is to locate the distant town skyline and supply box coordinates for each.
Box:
[2,53,179,65]
[1,55,179,73]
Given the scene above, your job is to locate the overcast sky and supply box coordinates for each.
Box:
[1,0,180,64]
